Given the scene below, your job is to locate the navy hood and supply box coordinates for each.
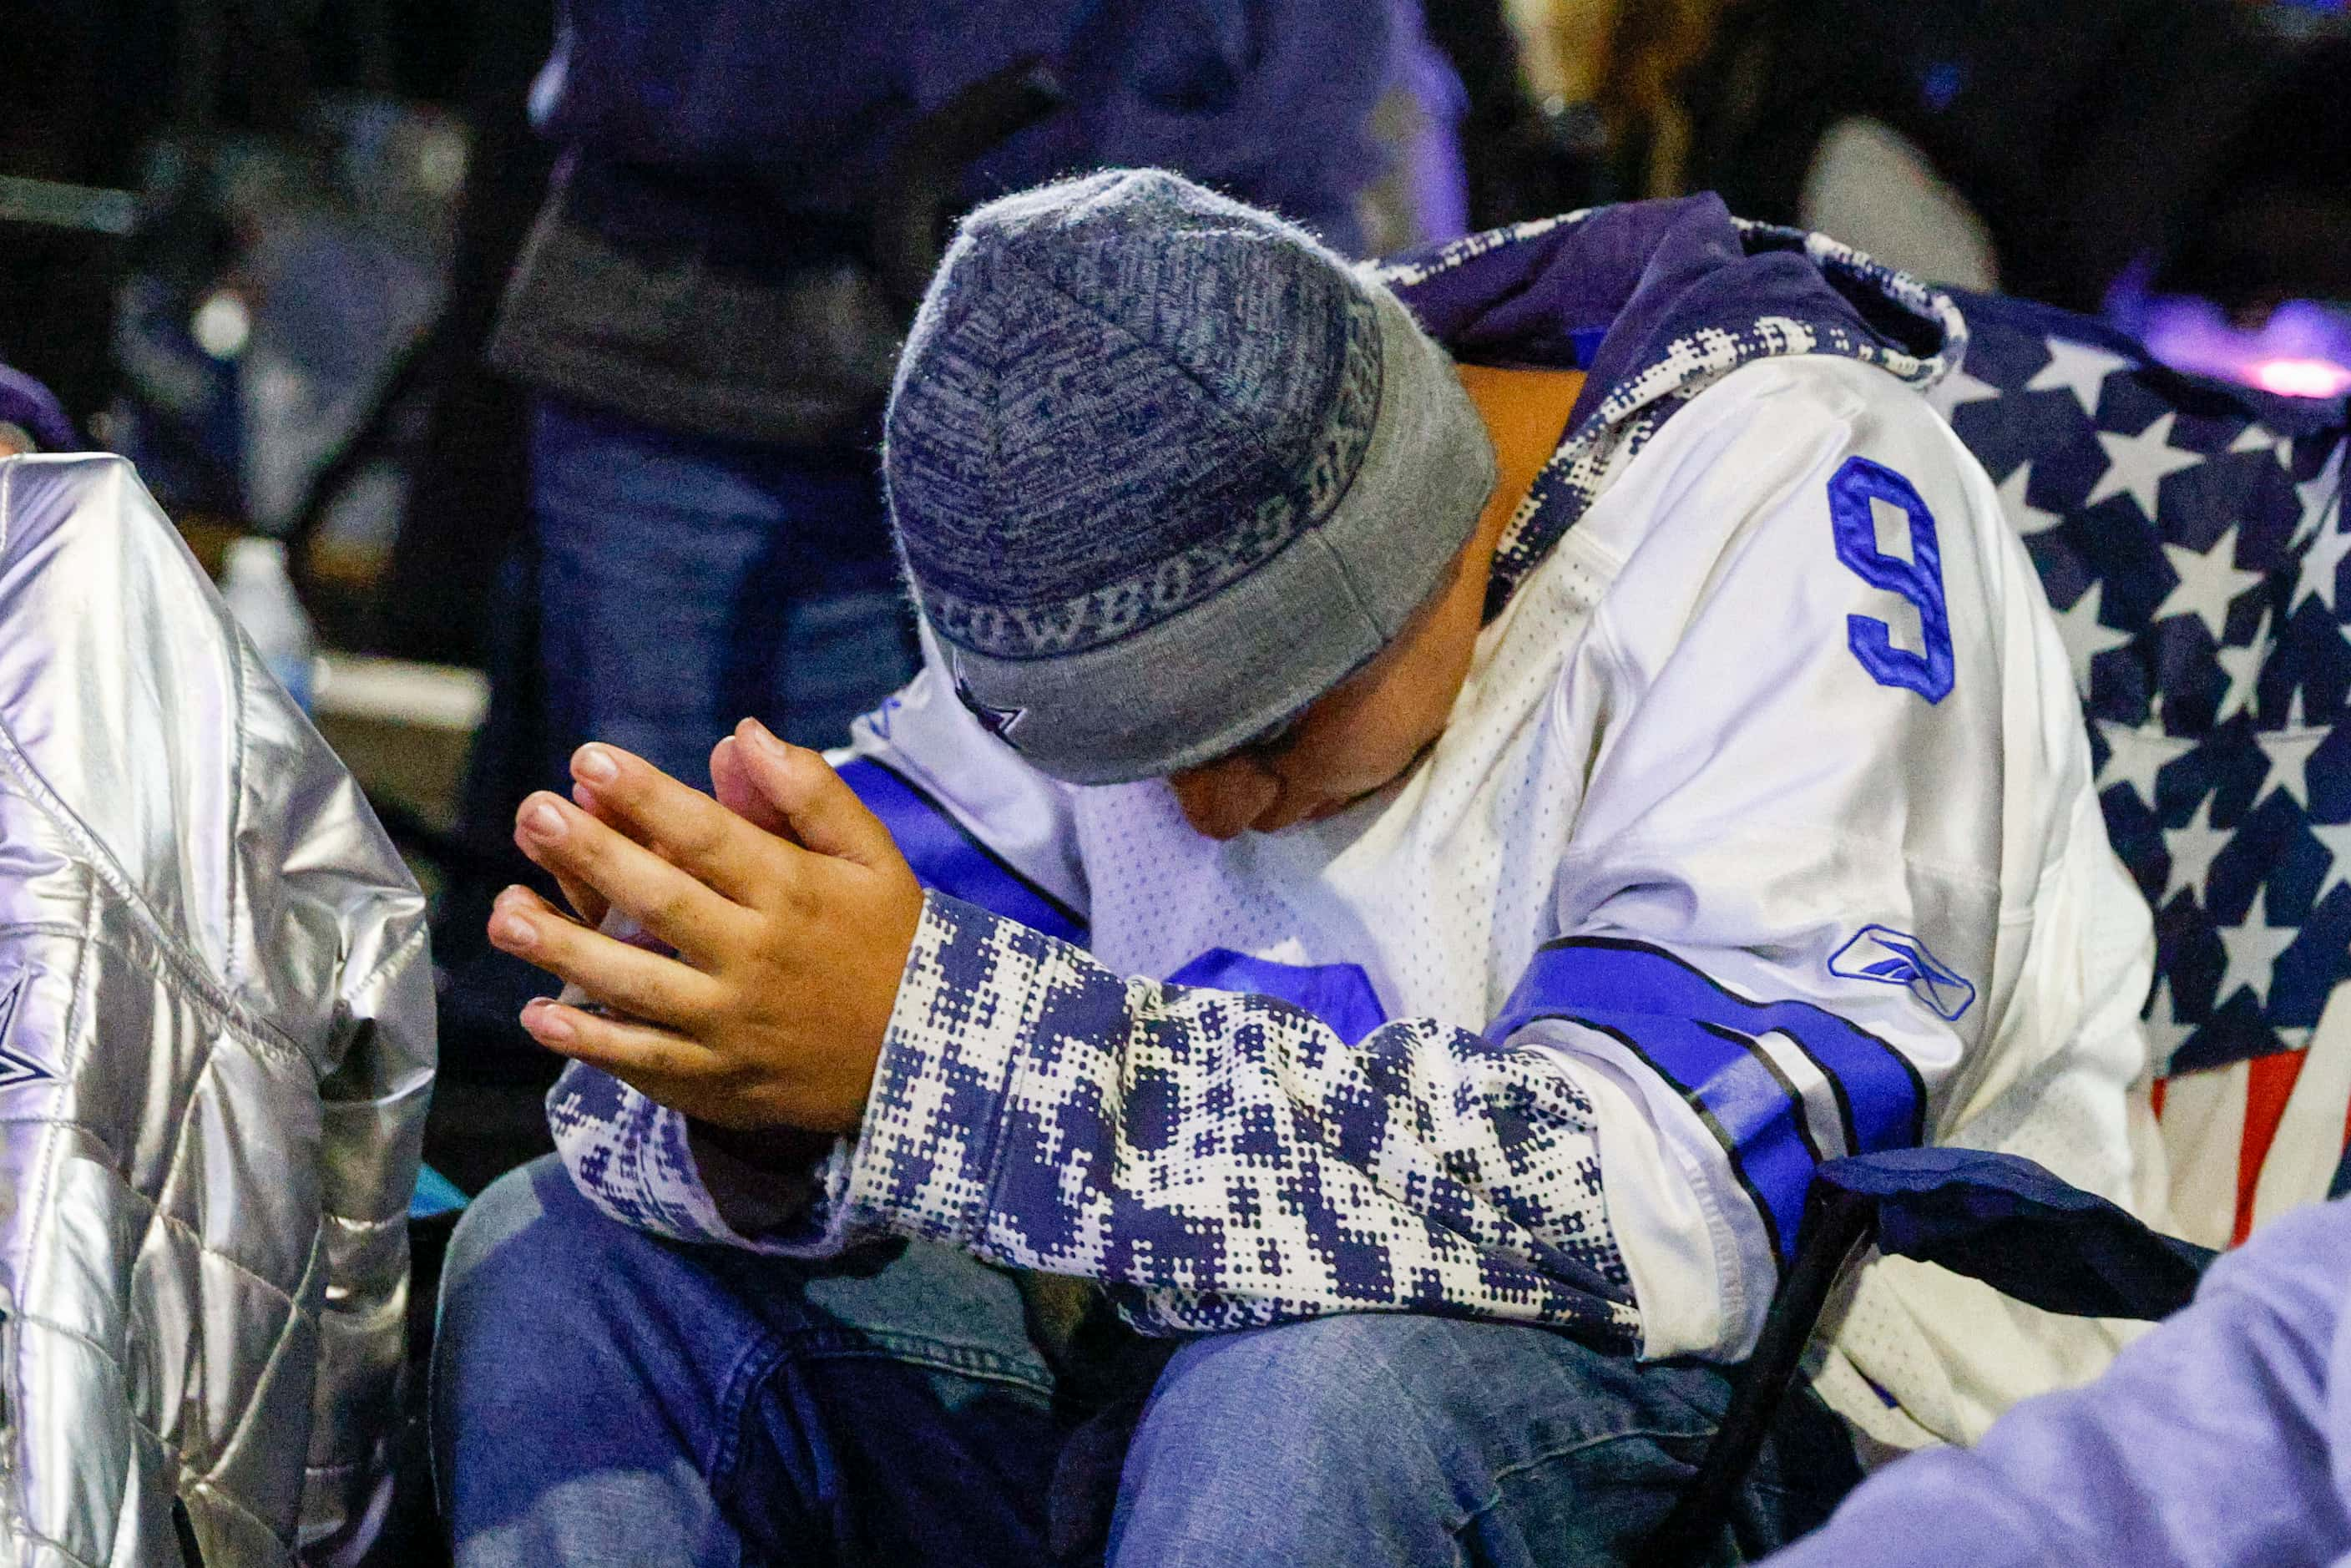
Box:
[1376,194,1966,608]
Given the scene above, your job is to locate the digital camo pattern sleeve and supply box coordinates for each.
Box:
[821,890,1638,1340]
[546,1059,800,1242]
[538,924,1627,1341]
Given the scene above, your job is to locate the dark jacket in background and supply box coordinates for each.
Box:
[1686,0,2306,312]
[493,0,1400,449]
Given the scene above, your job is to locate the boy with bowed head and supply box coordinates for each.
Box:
[436,169,2164,1565]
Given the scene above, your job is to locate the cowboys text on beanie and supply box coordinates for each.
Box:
[885,168,1495,784]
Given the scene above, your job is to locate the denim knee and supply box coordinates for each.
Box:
[437,1159,557,1304]
[1112,1314,1480,1566]
[432,1160,662,1428]
[1130,1313,1455,1479]
[431,1158,1064,1568]
[436,1156,665,1342]
[1114,1312,1858,1568]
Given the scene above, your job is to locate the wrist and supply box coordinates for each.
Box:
[693,1120,837,1173]
[687,1120,838,1232]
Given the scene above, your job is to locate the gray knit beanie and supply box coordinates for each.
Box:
[884,169,1497,785]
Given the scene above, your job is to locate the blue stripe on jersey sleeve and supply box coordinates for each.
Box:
[1489,937,1927,1265]
[1165,948,1391,1045]
[837,757,1088,945]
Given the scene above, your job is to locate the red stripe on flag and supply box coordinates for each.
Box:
[2235,1050,2308,1247]
[2151,1077,2166,1119]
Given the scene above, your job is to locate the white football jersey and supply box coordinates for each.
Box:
[829,352,2167,1441]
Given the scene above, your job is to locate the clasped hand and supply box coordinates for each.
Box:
[486,720,925,1135]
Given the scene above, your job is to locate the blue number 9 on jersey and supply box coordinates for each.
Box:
[1828,456,1954,703]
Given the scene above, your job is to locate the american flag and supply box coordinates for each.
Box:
[1930,289,2351,1244]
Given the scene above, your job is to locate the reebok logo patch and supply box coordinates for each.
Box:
[1829,926,1976,1021]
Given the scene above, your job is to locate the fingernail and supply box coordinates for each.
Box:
[523,800,566,841]
[522,999,574,1044]
[744,718,788,757]
[492,913,537,952]
[574,746,619,783]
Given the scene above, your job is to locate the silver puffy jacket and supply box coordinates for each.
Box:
[0,456,435,1565]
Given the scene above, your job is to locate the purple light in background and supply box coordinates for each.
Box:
[2250,358,2351,398]
[2114,286,2351,401]
[1919,62,1965,113]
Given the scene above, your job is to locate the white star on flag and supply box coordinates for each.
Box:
[2294,439,2344,550]
[2151,524,2261,641]
[2025,336,2132,418]
[2216,883,2297,1009]
[2255,690,2325,809]
[2087,411,2205,524]
[2310,819,2351,908]
[2293,504,2351,616]
[2227,422,2293,470]
[2162,790,2230,907]
[2142,974,2197,1075]
[2096,719,2193,809]
[2052,579,2133,695]
[2214,609,2269,725]
[1928,364,2001,417]
[1995,462,2061,536]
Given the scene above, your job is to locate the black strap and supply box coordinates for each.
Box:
[1635,1150,2211,1568]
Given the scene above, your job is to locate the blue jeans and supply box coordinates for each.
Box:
[530,398,917,787]
[432,1159,1861,1566]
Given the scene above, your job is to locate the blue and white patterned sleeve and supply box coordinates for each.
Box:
[544,1060,862,1252]
[545,890,1640,1343]
[825,891,1639,1340]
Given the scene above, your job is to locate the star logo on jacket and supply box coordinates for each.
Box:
[0,974,48,1090]
[948,653,1027,746]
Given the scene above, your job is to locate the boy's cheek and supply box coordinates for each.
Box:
[1287,721,1432,811]
[1170,763,1280,840]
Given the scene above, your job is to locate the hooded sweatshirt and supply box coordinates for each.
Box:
[548,195,2169,1446]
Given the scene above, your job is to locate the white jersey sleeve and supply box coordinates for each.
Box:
[1495,354,2125,1358]
[827,638,1093,943]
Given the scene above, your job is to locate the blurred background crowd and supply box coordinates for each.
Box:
[2,0,2345,1191]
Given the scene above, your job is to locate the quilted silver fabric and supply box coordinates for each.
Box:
[0,456,434,1566]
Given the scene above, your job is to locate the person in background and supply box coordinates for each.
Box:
[1676,0,2333,311]
[491,0,1440,792]
[1759,1196,2351,1568]
[0,361,77,455]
